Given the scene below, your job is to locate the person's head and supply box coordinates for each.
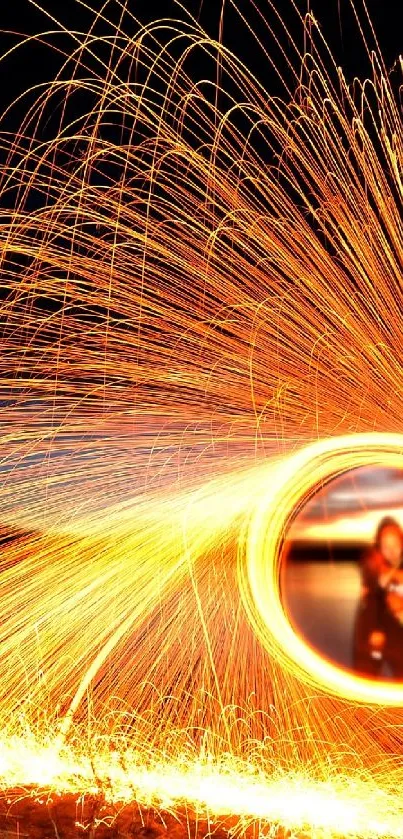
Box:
[375,517,403,567]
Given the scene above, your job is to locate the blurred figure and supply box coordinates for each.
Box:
[353,517,403,679]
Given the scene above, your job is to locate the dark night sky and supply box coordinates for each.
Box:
[0,0,401,117]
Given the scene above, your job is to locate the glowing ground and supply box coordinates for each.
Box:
[1,733,403,839]
[0,792,239,839]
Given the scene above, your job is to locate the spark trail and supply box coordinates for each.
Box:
[0,1,402,836]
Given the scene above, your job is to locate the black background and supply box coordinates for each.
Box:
[0,1,400,311]
[0,0,401,118]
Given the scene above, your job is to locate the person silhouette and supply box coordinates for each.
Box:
[353,517,403,679]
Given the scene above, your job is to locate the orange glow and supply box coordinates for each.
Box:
[289,507,403,543]
[241,433,403,705]
[2,731,403,838]
[0,1,402,835]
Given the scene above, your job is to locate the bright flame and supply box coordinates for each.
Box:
[1,733,403,838]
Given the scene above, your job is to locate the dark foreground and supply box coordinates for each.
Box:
[0,791,229,839]
[0,790,289,839]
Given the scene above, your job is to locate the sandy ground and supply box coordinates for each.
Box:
[0,790,279,839]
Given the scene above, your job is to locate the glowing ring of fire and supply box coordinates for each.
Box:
[241,432,403,705]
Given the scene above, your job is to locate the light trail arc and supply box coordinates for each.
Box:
[241,432,403,705]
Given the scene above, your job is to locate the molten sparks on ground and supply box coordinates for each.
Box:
[1,733,403,838]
